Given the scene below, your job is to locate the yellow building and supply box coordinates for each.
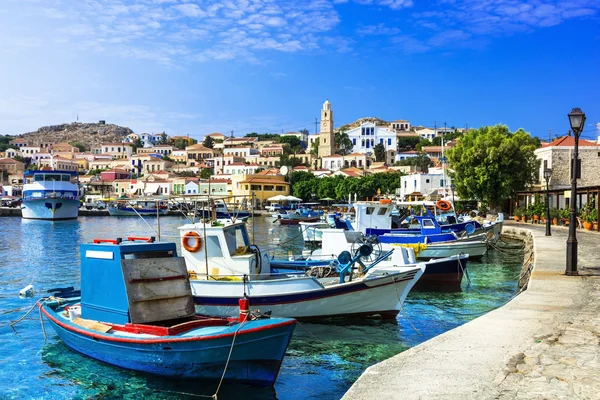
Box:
[235,174,290,207]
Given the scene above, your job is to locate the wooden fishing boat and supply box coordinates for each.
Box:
[39,238,296,387]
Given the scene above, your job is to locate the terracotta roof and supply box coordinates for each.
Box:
[322,154,343,158]
[239,178,289,184]
[542,136,599,148]
[102,168,130,173]
[347,152,370,157]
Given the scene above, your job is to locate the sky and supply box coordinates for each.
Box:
[0,0,599,142]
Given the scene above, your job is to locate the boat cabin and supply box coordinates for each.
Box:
[352,201,445,235]
[80,239,194,325]
[179,222,271,281]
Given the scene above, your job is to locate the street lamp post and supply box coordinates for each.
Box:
[544,167,552,236]
[450,183,456,207]
[566,107,586,276]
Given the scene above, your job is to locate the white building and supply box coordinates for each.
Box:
[346,122,396,155]
[398,172,452,200]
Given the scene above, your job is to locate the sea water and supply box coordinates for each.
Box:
[0,216,523,399]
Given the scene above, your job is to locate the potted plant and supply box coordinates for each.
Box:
[513,207,523,221]
[559,208,570,225]
[550,207,559,225]
[582,202,596,230]
[592,209,598,230]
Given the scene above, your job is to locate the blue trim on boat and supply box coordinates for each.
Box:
[194,275,416,307]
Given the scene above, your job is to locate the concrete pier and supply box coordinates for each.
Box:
[344,222,600,399]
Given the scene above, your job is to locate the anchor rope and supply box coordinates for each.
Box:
[212,319,247,400]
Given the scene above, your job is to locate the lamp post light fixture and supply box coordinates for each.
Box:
[450,183,456,207]
[566,107,586,276]
[544,167,552,236]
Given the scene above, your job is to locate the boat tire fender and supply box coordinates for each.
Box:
[248,245,263,275]
[182,231,202,252]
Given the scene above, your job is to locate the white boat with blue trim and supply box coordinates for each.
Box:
[179,222,425,319]
[21,169,81,220]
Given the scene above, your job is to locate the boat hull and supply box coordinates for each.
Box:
[107,206,167,216]
[279,217,319,225]
[41,304,295,387]
[191,268,423,319]
[417,241,488,260]
[21,198,79,220]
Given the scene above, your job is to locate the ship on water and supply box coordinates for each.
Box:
[21,162,82,220]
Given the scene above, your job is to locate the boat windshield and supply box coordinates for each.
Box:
[33,174,71,182]
[224,225,250,256]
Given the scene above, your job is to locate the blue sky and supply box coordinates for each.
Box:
[0,0,598,141]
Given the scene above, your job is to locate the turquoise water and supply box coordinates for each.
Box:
[0,216,523,399]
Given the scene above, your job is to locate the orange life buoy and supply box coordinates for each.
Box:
[182,231,202,252]
[436,200,452,211]
[380,199,392,204]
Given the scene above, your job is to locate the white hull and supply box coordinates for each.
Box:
[21,198,79,220]
[191,267,423,319]
[416,241,488,260]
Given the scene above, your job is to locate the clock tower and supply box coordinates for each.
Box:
[318,99,335,158]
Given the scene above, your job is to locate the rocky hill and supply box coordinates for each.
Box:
[18,122,134,149]
[338,117,390,131]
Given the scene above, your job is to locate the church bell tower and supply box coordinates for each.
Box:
[318,99,335,158]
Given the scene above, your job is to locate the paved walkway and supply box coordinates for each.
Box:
[344,222,600,400]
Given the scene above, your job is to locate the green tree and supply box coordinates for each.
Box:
[293,179,318,200]
[447,124,541,210]
[68,141,87,152]
[177,171,197,177]
[310,138,319,157]
[291,171,315,185]
[279,135,302,152]
[132,138,143,152]
[159,132,169,145]
[278,153,303,168]
[203,136,215,149]
[374,143,386,162]
[334,130,353,155]
[200,168,213,179]
[397,136,421,150]
[416,139,432,151]
[395,152,432,172]
[173,139,188,149]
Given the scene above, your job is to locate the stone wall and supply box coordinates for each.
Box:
[550,148,600,188]
[501,227,534,290]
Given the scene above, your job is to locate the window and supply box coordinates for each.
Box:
[380,139,384,144]
[276,186,285,191]
[422,219,435,229]
[377,207,387,215]
[366,207,375,215]
[388,138,392,146]
[426,179,430,183]
[205,236,223,258]
[353,139,356,145]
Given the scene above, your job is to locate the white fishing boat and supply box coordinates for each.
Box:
[21,169,82,220]
[310,229,470,290]
[178,222,424,319]
[299,221,331,244]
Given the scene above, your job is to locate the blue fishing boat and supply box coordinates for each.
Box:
[39,238,296,387]
[107,199,168,216]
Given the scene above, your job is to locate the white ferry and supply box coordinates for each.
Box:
[21,169,82,220]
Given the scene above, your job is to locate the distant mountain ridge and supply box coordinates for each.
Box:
[17,122,134,149]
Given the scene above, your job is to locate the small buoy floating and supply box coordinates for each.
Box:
[19,284,34,297]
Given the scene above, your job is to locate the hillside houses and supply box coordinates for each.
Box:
[1,101,457,203]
